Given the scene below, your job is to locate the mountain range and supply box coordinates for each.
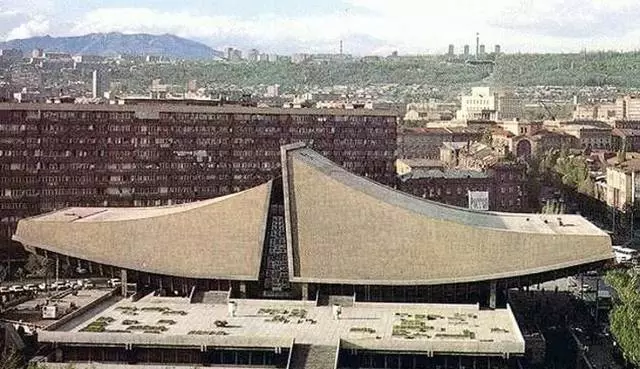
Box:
[0,32,224,59]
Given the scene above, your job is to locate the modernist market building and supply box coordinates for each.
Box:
[12,143,614,307]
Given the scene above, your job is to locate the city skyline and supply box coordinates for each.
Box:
[1,0,640,55]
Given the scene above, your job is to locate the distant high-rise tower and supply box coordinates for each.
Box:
[91,70,104,99]
[247,49,259,62]
[233,49,242,60]
[479,44,486,55]
[463,45,470,56]
[340,40,343,55]
[448,44,454,56]
[475,33,480,58]
[494,45,501,54]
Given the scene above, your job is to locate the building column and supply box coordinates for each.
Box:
[239,282,247,298]
[301,283,309,301]
[489,281,497,309]
[121,269,128,297]
[125,344,136,365]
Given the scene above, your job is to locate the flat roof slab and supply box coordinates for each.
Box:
[41,297,525,356]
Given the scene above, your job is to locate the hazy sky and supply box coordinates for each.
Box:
[1,0,640,55]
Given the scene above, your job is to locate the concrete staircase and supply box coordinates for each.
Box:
[201,291,228,304]
[288,344,337,369]
[317,294,355,307]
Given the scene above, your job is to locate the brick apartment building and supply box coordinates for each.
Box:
[398,127,483,159]
[487,163,528,212]
[612,128,640,152]
[397,158,528,212]
[398,167,491,208]
[611,121,640,152]
[0,103,398,253]
[512,130,579,158]
[561,124,612,150]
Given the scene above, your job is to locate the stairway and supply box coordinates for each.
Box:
[190,290,204,303]
[201,291,228,304]
[317,295,355,307]
[288,344,337,369]
[327,295,355,307]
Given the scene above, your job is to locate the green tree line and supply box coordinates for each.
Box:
[494,52,640,87]
[103,51,640,95]
[108,59,491,94]
[605,269,640,367]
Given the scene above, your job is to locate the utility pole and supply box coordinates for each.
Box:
[55,256,59,283]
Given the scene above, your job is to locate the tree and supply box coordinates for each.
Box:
[538,149,560,179]
[13,268,24,281]
[0,349,24,369]
[554,154,589,189]
[24,254,54,278]
[605,270,640,367]
[577,176,595,197]
[23,254,55,291]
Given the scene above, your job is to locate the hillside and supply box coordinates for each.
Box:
[111,58,491,92]
[0,32,223,59]
[493,52,640,87]
[110,52,640,91]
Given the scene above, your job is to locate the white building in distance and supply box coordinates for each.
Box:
[456,87,496,121]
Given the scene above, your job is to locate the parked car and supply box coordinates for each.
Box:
[0,286,10,293]
[24,284,37,291]
[9,285,24,292]
[83,280,95,289]
[108,278,121,288]
[51,281,66,290]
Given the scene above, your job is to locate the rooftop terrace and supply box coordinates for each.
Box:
[41,295,525,356]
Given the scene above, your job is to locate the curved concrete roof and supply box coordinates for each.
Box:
[13,182,272,280]
[12,144,614,286]
[281,145,613,285]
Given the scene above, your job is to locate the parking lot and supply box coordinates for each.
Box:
[0,277,121,295]
[1,286,115,329]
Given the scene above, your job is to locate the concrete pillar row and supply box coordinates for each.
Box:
[489,281,497,309]
[121,269,128,297]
